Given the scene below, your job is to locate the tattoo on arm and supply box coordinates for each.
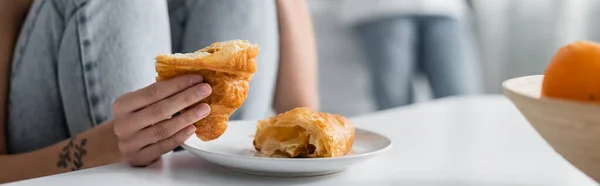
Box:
[57,136,88,171]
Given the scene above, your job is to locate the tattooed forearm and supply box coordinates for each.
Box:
[56,136,88,171]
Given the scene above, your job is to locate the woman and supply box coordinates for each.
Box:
[340,0,482,109]
[0,0,318,182]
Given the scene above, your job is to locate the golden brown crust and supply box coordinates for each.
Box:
[155,40,259,141]
[253,107,355,158]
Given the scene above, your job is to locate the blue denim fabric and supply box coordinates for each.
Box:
[355,15,483,110]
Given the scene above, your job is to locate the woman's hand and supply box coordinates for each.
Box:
[112,75,212,166]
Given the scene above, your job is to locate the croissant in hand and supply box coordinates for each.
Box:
[155,40,259,141]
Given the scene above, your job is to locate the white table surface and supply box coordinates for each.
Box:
[8,95,597,186]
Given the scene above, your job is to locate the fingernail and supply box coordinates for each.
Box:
[189,75,203,85]
[186,125,196,135]
[197,83,212,97]
[195,103,210,117]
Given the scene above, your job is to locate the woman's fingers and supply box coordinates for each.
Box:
[114,83,212,138]
[133,83,211,128]
[113,75,204,115]
[119,103,210,154]
[127,125,197,167]
[112,74,214,167]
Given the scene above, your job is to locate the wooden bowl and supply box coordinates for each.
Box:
[503,75,600,183]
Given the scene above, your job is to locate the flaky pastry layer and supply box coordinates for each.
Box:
[253,107,355,158]
[155,40,259,141]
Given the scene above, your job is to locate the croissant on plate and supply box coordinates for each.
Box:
[253,107,355,158]
[155,40,259,141]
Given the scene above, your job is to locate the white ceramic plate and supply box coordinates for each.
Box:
[181,120,392,177]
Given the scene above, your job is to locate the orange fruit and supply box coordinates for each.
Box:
[541,41,600,104]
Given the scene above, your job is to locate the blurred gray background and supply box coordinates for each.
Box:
[309,0,600,116]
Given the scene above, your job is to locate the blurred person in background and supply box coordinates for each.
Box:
[0,0,317,182]
[340,0,482,110]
